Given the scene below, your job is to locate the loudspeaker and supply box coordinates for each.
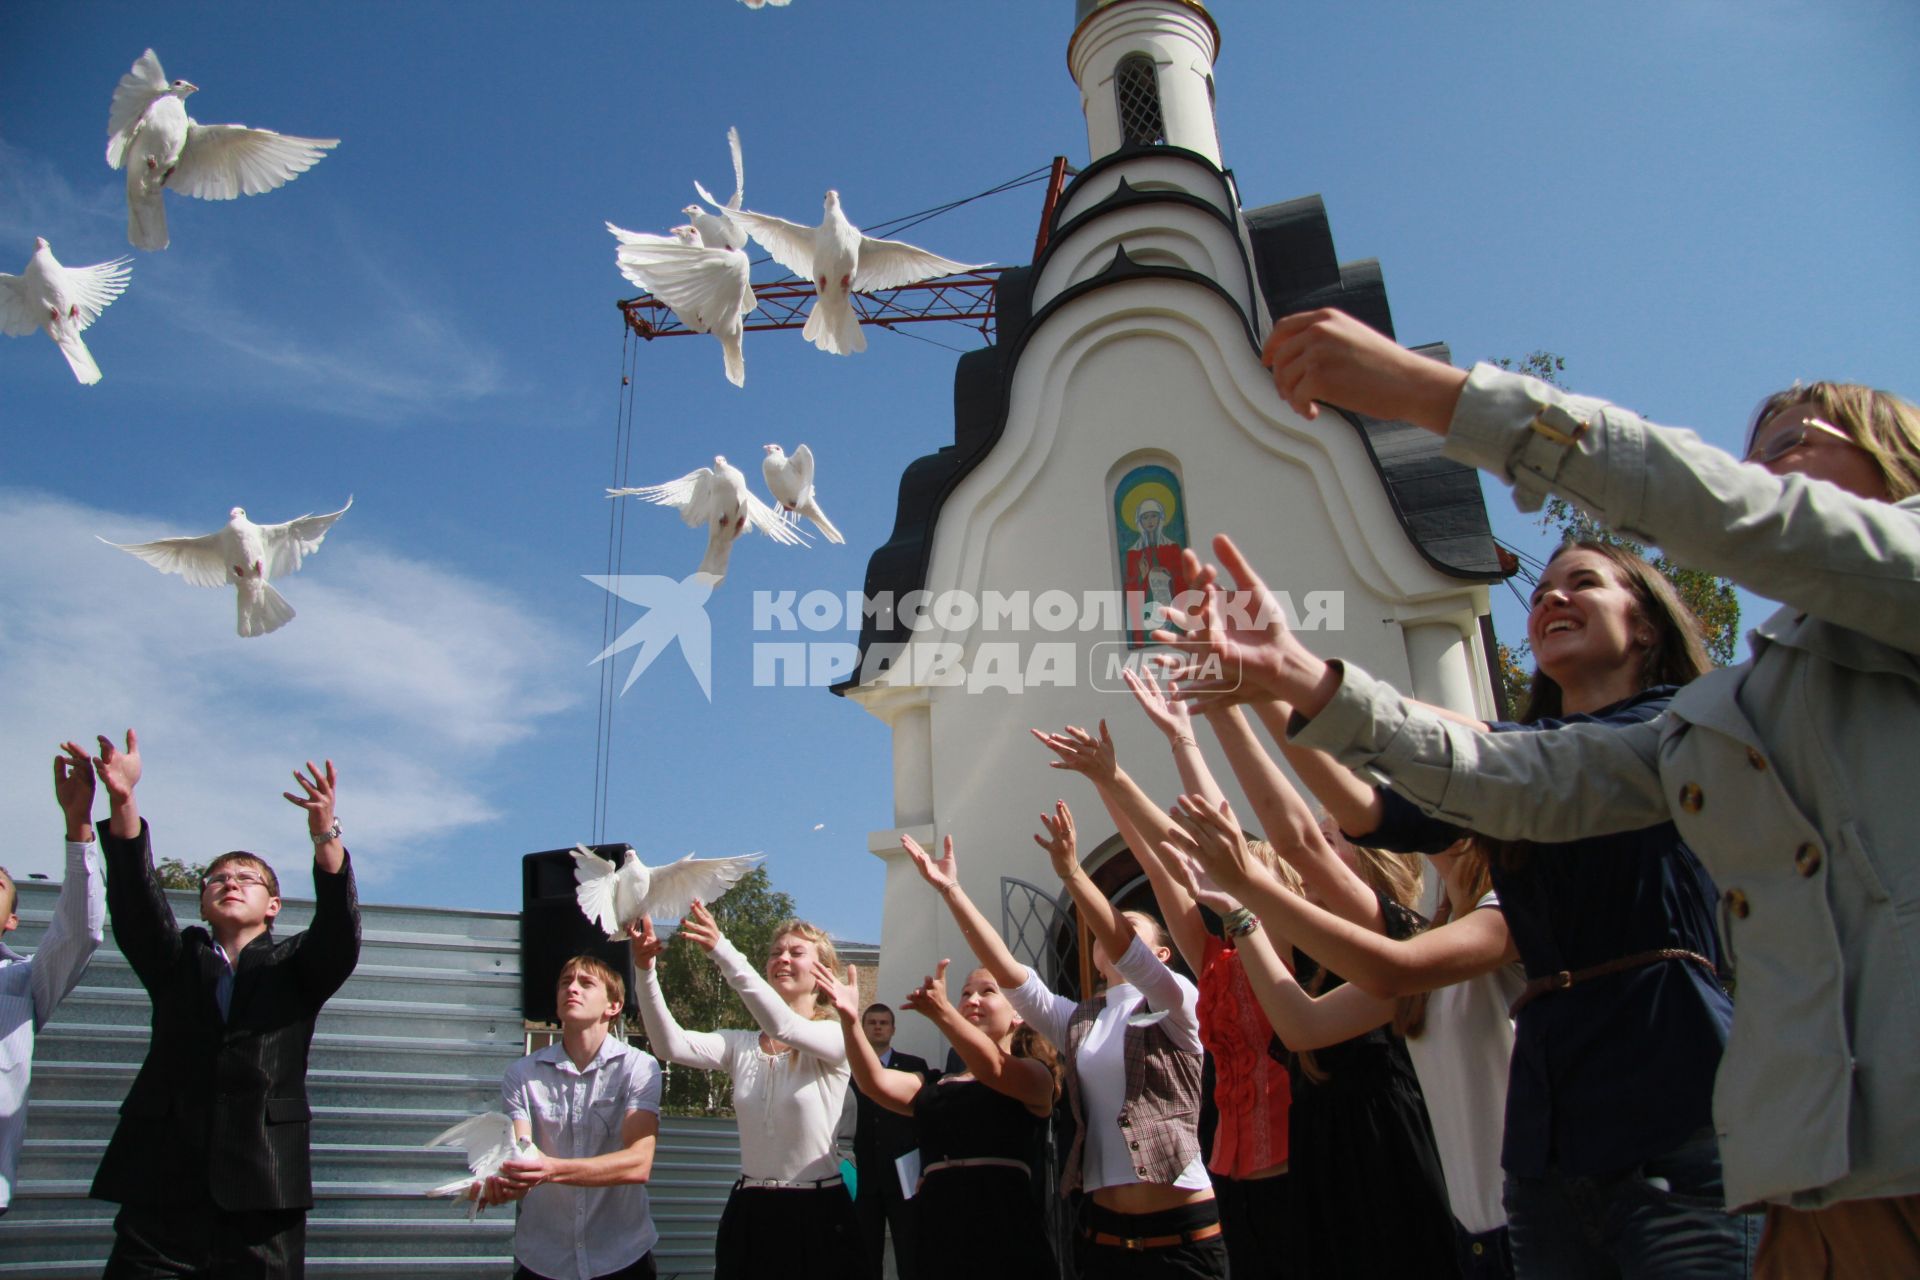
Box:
[521,844,639,1024]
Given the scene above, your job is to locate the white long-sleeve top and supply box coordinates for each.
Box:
[634,936,850,1182]
[1006,936,1210,1193]
[0,840,105,1213]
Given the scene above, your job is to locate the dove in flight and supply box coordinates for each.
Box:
[425,1112,536,1220]
[571,844,764,939]
[106,48,339,251]
[608,456,804,585]
[738,0,792,8]
[101,498,352,637]
[687,127,749,252]
[0,238,132,385]
[607,221,754,387]
[731,190,984,356]
[761,444,844,544]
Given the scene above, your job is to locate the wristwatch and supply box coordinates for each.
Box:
[312,819,342,845]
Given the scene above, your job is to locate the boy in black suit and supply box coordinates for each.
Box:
[90,729,361,1279]
[853,1003,930,1280]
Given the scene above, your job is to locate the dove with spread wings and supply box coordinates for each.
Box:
[761,443,843,544]
[101,498,352,637]
[424,1113,536,1221]
[608,456,804,585]
[731,190,984,356]
[0,238,132,385]
[571,843,764,939]
[106,49,339,251]
[608,222,755,387]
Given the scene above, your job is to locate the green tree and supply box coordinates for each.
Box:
[637,865,797,1116]
[1491,351,1740,716]
[155,858,209,890]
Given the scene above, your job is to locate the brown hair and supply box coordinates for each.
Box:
[769,919,839,1021]
[1514,541,1712,724]
[1296,834,1425,1084]
[202,851,281,899]
[0,867,15,921]
[1753,381,1920,501]
[1392,839,1495,1039]
[1011,1022,1064,1103]
[1121,909,1171,955]
[555,954,627,1019]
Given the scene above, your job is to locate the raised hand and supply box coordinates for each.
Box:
[1162,842,1243,916]
[1030,721,1118,784]
[903,833,959,893]
[812,959,862,1023]
[54,741,96,839]
[1122,665,1192,739]
[1152,534,1328,714]
[1259,306,1468,430]
[901,958,954,1022]
[283,759,339,839]
[1032,800,1078,881]
[678,898,722,951]
[1165,793,1263,894]
[92,729,141,803]
[627,917,665,971]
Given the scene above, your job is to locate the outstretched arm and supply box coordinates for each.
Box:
[628,917,731,1071]
[815,961,925,1117]
[681,900,846,1064]
[1032,716,1207,973]
[91,730,181,988]
[902,833,1028,990]
[284,758,360,1006]
[901,962,1054,1116]
[1035,801,1135,983]
[34,743,106,1026]
[1204,703,1381,929]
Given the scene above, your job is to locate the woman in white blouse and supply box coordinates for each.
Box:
[630,902,871,1280]
[904,803,1227,1279]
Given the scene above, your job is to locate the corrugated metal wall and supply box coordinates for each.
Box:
[0,878,740,1279]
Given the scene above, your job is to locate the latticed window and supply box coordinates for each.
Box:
[1114,54,1166,146]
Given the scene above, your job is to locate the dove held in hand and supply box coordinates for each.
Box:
[571,843,764,939]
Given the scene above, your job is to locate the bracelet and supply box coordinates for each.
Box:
[1224,907,1258,937]
[312,819,342,845]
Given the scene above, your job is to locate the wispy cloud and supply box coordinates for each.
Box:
[0,489,578,887]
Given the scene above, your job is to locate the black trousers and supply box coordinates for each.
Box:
[1075,1199,1231,1279]
[104,1202,306,1280]
[515,1254,656,1280]
[1214,1172,1290,1279]
[856,1177,919,1280]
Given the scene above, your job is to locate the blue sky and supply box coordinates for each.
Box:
[2,1,1915,942]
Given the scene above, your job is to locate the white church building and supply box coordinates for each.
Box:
[833,0,1507,1062]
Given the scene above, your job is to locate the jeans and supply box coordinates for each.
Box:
[1504,1130,1758,1279]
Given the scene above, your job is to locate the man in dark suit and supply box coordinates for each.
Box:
[89,729,361,1279]
[852,1003,929,1280]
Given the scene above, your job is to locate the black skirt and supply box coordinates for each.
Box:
[916,1164,1057,1280]
[713,1181,873,1280]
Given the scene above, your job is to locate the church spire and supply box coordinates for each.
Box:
[1069,0,1223,165]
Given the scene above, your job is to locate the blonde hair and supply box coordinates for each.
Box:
[1393,839,1494,1039]
[1297,834,1425,1084]
[769,919,839,1021]
[1754,381,1920,500]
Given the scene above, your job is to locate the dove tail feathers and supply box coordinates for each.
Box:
[721,328,745,388]
[127,183,168,252]
[808,505,844,544]
[237,581,297,638]
[53,328,103,386]
[801,293,865,356]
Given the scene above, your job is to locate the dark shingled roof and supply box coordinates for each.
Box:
[833,144,1501,695]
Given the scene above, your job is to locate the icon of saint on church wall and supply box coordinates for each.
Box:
[1113,462,1191,647]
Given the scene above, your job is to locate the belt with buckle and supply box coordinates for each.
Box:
[734,1173,844,1191]
[1509,949,1716,1018]
[1088,1221,1224,1251]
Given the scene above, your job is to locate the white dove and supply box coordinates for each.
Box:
[731,190,984,356]
[607,221,754,387]
[0,238,132,385]
[425,1112,537,1221]
[761,444,843,544]
[106,48,339,252]
[738,0,792,8]
[571,843,764,939]
[101,498,352,637]
[687,127,749,252]
[608,456,805,585]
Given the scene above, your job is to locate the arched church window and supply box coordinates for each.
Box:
[1113,461,1191,647]
[1114,54,1166,147]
